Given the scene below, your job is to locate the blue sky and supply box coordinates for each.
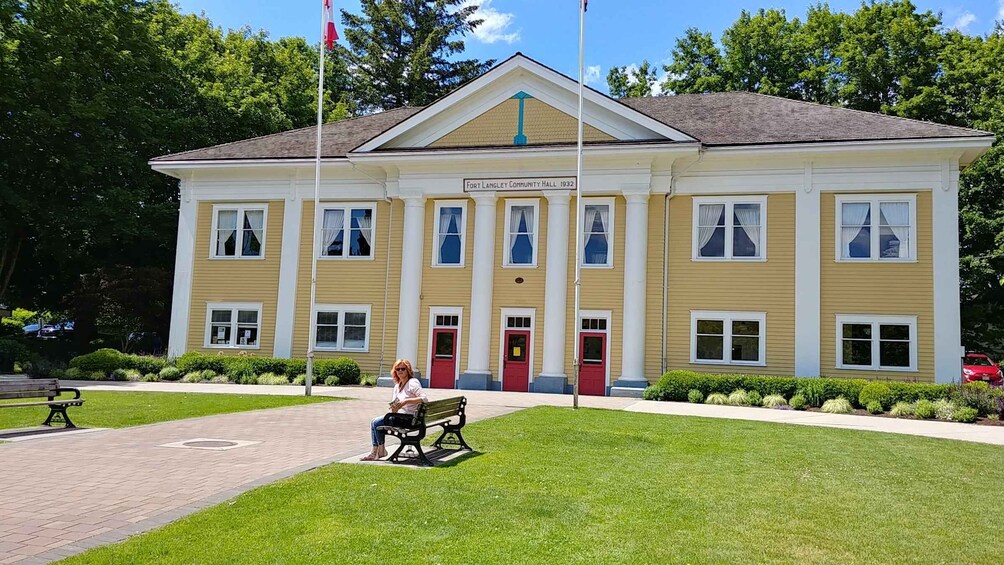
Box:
[177,0,1004,93]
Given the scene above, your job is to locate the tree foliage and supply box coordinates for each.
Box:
[607,60,659,98]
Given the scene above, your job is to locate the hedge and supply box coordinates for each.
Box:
[68,348,166,376]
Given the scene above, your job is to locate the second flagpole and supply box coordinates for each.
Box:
[572,0,586,410]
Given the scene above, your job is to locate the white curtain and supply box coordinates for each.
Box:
[355,209,373,249]
[245,209,264,243]
[733,204,761,255]
[584,205,599,236]
[879,202,910,258]
[322,209,344,255]
[439,207,460,235]
[511,205,533,234]
[841,202,870,258]
[216,210,237,255]
[697,204,724,249]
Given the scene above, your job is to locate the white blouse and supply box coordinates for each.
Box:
[392,378,428,416]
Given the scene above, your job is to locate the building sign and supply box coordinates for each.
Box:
[463,176,576,192]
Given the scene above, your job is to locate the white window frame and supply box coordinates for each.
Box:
[503,199,540,267]
[835,314,918,372]
[581,197,615,268]
[691,196,768,261]
[433,200,467,267]
[312,304,372,352]
[834,194,917,262]
[204,302,263,350]
[690,310,767,366]
[316,203,377,260]
[210,204,268,259]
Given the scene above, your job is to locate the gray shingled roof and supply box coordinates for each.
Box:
[152,92,990,162]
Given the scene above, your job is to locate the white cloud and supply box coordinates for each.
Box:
[585,65,601,85]
[950,11,977,31]
[462,0,520,45]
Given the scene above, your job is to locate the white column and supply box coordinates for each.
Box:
[794,163,821,377]
[462,194,497,385]
[933,158,962,384]
[539,192,570,385]
[168,179,196,358]
[613,191,650,395]
[396,195,426,367]
[273,191,302,358]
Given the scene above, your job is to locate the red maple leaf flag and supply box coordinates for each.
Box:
[324,0,339,48]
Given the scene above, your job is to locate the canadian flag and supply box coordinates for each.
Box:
[324,0,339,49]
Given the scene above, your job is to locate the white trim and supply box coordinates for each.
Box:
[273,196,303,357]
[204,302,263,350]
[315,202,378,260]
[426,307,464,386]
[581,197,615,268]
[432,200,468,267]
[835,314,918,372]
[689,310,767,367]
[311,304,372,353]
[498,307,536,389]
[578,309,612,391]
[465,195,497,374]
[932,159,962,383]
[540,192,570,378]
[834,193,918,262]
[794,165,821,377]
[502,198,540,267]
[396,195,426,363]
[209,203,269,259]
[702,136,994,156]
[691,195,768,261]
[168,184,197,357]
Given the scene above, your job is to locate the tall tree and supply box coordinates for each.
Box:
[660,28,725,95]
[607,60,659,98]
[719,8,806,96]
[338,0,494,111]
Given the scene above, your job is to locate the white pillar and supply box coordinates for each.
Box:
[273,192,302,358]
[933,158,962,384]
[612,191,650,396]
[537,192,570,392]
[396,195,425,369]
[168,179,196,358]
[460,194,497,389]
[794,163,821,377]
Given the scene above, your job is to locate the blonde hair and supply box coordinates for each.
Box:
[392,359,415,383]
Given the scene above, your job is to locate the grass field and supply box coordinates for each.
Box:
[60,406,1004,564]
[0,391,337,430]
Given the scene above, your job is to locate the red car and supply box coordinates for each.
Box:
[962,353,1003,386]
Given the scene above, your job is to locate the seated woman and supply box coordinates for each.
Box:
[362,359,427,461]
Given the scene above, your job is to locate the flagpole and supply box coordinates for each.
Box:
[306,0,328,397]
[572,0,586,410]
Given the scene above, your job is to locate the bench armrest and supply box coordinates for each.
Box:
[56,387,81,400]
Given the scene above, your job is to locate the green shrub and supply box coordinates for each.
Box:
[159,367,183,381]
[951,382,999,416]
[315,358,361,385]
[859,382,892,410]
[124,369,143,382]
[86,370,106,381]
[237,374,258,385]
[933,399,956,421]
[687,389,704,403]
[885,382,952,404]
[285,359,308,378]
[257,373,289,385]
[360,374,378,387]
[820,397,853,414]
[292,374,307,385]
[705,393,729,405]
[986,414,1000,421]
[182,371,204,383]
[890,402,914,417]
[914,399,936,419]
[27,358,65,378]
[762,394,787,408]
[324,375,340,386]
[70,348,130,376]
[175,352,227,374]
[63,367,83,380]
[798,379,868,408]
[866,401,883,414]
[0,338,32,365]
[953,406,979,423]
[131,356,167,374]
[201,370,218,381]
[795,379,827,407]
[789,394,807,410]
[210,375,231,384]
[110,368,129,381]
[746,390,762,407]
[728,389,750,406]
[143,373,160,382]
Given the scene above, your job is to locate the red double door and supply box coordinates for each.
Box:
[578,332,607,396]
[429,328,457,389]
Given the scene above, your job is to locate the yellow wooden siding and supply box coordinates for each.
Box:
[665,194,797,375]
[418,200,475,379]
[430,98,613,148]
[187,200,284,355]
[645,196,668,381]
[819,191,934,381]
[290,199,402,376]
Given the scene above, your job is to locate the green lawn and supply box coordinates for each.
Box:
[0,391,336,430]
[59,406,1003,564]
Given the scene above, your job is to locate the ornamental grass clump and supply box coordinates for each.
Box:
[933,399,956,421]
[201,370,218,382]
[789,394,807,410]
[142,373,160,382]
[727,389,751,406]
[257,373,289,385]
[687,389,704,403]
[820,397,853,414]
[210,375,230,384]
[866,401,883,414]
[705,393,729,405]
[182,371,204,383]
[124,369,143,382]
[762,394,787,408]
[360,374,378,387]
[914,399,936,419]
[890,402,914,417]
[159,366,182,381]
[292,374,307,385]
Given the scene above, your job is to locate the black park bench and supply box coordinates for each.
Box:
[0,378,84,428]
[378,396,472,466]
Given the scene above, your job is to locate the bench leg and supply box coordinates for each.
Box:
[433,426,472,451]
[42,406,75,429]
[388,438,434,466]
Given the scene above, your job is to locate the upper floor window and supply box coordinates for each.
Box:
[836,314,917,371]
[213,205,266,258]
[505,199,538,266]
[434,201,466,266]
[583,198,613,267]
[692,196,766,260]
[320,204,374,258]
[206,303,262,349]
[837,195,915,261]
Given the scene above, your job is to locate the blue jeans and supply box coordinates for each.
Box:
[371,415,387,447]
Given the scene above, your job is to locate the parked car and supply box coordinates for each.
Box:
[962,353,1003,386]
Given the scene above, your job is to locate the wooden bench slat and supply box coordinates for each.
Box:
[2,400,84,408]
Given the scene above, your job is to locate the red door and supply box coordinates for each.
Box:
[502,330,530,392]
[579,332,606,396]
[430,329,457,389]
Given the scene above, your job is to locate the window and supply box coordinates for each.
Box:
[319,205,375,258]
[212,205,267,258]
[313,305,371,351]
[205,303,262,348]
[583,198,613,267]
[434,201,466,266]
[581,318,608,331]
[504,200,538,266]
[690,311,766,365]
[692,197,766,260]
[836,195,915,261]
[836,315,917,371]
